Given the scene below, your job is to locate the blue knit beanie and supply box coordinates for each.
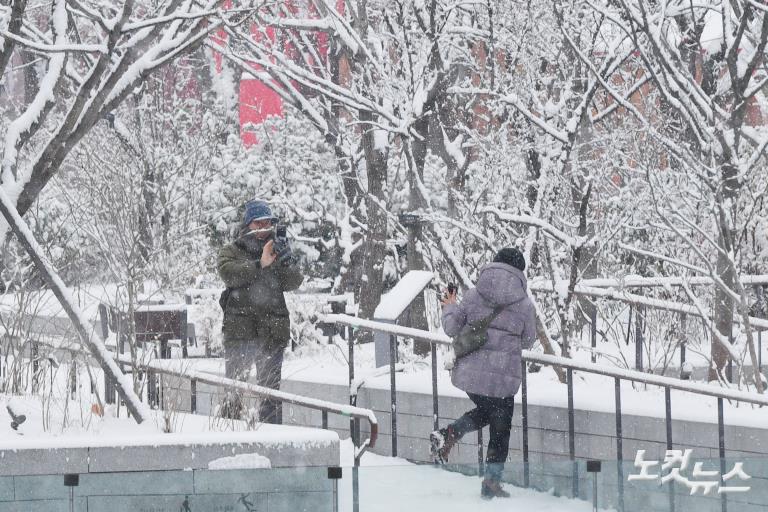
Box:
[243,199,277,225]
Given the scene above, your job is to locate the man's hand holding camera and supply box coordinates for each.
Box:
[260,240,277,268]
[259,235,295,269]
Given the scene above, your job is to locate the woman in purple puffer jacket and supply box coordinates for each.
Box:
[431,248,537,499]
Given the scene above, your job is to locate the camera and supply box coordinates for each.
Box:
[272,224,295,266]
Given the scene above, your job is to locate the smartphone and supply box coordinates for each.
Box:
[275,225,287,239]
[447,283,457,295]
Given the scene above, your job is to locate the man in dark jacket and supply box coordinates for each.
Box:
[431,247,536,499]
[217,199,304,424]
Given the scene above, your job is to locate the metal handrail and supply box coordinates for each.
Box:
[523,352,768,406]
[114,353,378,461]
[322,312,767,511]
[530,275,768,289]
[36,339,378,462]
[529,283,768,331]
[322,313,768,405]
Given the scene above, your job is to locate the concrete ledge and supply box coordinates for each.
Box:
[0,428,340,477]
[277,377,768,461]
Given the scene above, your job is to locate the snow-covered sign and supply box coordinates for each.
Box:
[373,270,434,321]
[373,270,434,368]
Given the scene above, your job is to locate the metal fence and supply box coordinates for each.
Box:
[321,313,768,512]
[528,281,768,377]
[36,338,378,467]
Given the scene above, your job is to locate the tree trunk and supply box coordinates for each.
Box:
[0,0,28,88]
[408,119,430,355]
[711,235,734,381]
[357,111,388,342]
[330,51,364,296]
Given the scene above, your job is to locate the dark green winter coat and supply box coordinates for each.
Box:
[217,240,304,347]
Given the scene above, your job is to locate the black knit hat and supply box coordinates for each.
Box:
[493,247,526,271]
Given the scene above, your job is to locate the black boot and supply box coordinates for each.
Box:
[430,425,459,464]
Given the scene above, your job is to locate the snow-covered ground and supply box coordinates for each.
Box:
[0,390,336,443]
[339,440,602,512]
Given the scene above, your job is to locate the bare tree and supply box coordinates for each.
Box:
[572,0,768,389]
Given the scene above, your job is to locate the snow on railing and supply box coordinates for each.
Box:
[321,313,768,405]
[530,275,768,290]
[123,353,378,461]
[34,338,378,462]
[529,283,768,331]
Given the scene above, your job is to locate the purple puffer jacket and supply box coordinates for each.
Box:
[443,262,536,398]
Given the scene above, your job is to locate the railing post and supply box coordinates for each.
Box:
[665,386,675,512]
[147,369,156,407]
[665,386,672,449]
[567,368,578,498]
[353,466,360,512]
[31,341,39,393]
[349,323,361,512]
[322,410,329,430]
[590,306,597,363]
[389,334,398,457]
[431,341,439,432]
[477,429,484,476]
[104,368,116,405]
[727,328,734,383]
[348,326,358,445]
[159,373,164,410]
[679,312,687,371]
[635,303,644,372]
[190,378,197,414]
[160,338,170,360]
[758,285,765,375]
[521,358,530,488]
[69,361,77,400]
[615,377,624,512]
[718,397,727,512]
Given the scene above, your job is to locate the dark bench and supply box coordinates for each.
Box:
[98,302,196,407]
[98,303,196,359]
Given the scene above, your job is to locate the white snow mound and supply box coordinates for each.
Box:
[207,453,272,470]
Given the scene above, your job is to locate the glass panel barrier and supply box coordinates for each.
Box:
[0,467,334,512]
[0,458,765,511]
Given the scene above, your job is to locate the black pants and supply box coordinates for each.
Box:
[449,393,515,480]
[223,341,284,424]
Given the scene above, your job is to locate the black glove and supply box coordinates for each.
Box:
[275,240,295,267]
